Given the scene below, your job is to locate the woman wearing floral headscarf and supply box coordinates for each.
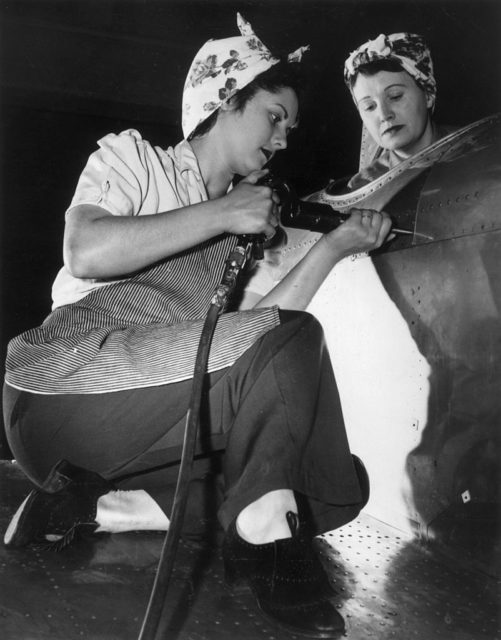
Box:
[3,14,391,636]
[343,32,454,190]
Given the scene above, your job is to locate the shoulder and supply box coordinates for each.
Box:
[95,130,197,174]
[96,129,167,161]
[91,129,186,184]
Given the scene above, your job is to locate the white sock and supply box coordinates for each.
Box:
[236,489,298,544]
[95,490,170,533]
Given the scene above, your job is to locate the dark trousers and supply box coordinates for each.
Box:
[3,311,364,533]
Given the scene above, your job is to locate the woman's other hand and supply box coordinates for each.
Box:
[324,208,393,257]
[217,169,279,240]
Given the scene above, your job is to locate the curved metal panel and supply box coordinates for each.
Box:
[414,116,501,244]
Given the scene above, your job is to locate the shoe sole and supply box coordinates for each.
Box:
[3,489,65,548]
[4,493,34,546]
[224,578,345,639]
[3,460,73,548]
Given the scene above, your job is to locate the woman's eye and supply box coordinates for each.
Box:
[389,93,403,101]
[270,113,281,124]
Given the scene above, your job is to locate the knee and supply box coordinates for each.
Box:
[278,309,322,332]
[279,309,324,340]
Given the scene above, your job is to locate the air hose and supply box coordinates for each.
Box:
[137,235,260,640]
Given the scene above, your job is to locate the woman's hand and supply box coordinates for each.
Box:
[217,170,280,240]
[252,207,393,311]
[323,208,393,257]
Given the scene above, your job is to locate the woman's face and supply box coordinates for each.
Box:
[219,86,299,176]
[352,69,434,157]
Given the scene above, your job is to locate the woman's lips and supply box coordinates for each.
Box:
[382,125,404,136]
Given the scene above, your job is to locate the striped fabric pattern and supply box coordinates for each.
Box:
[6,234,280,395]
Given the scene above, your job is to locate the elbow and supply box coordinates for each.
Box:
[63,238,98,279]
[63,205,113,278]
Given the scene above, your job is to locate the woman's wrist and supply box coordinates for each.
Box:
[316,233,351,265]
[202,194,233,236]
[188,198,229,237]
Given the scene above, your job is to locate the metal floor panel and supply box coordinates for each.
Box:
[1,460,500,640]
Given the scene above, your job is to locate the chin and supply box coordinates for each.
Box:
[246,162,266,175]
[385,136,413,153]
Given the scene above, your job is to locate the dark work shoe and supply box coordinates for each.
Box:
[223,511,345,638]
[4,459,115,550]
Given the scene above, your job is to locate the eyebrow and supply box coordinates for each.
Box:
[273,102,299,127]
[274,103,289,119]
[357,83,408,103]
[384,83,407,91]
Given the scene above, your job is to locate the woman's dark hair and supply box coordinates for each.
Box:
[348,58,405,91]
[189,60,303,140]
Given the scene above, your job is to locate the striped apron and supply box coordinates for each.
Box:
[5,233,280,395]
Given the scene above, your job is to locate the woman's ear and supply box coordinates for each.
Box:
[425,92,434,110]
[220,97,238,112]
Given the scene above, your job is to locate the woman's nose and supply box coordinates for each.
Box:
[273,128,288,150]
[379,101,395,122]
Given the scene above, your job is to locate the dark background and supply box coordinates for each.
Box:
[1,0,500,452]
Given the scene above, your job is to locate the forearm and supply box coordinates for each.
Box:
[64,202,226,279]
[64,174,279,279]
[254,235,346,310]
[253,208,393,310]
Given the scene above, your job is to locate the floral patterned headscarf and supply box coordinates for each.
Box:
[182,13,309,139]
[343,33,436,108]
